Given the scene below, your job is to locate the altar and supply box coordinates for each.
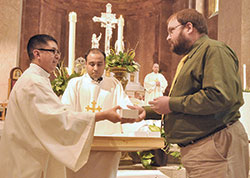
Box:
[240,92,250,140]
[117,170,169,178]
[92,134,164,152]
[0,121,164,152]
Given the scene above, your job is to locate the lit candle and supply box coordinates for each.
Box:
[68,12,77,75]
[117,15,124,53]
[243,64,246,90]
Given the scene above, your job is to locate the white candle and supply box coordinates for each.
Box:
[243,64,246,90]
[135,71,139,83]
[117,15,124,53]
[68,12,77,75]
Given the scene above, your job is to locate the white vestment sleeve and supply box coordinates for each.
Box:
[0,64,96,178]
[28,80,95,172]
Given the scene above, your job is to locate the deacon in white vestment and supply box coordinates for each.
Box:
[144,63,168,105]
[0,35,126,178]
[61,49,133,178]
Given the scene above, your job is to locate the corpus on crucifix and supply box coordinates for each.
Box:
[93,3,118,55]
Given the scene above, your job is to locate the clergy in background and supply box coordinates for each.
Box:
[144,63,168,105]
[62,48,137,178]
[0,34,127,178]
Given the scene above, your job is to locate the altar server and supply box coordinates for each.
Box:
[144,63,168,105]
[0,34,130,178]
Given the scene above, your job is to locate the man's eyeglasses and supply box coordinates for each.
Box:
[168,24,183,36]
[37,48,61,55]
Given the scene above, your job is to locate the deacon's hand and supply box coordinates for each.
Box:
[126,105,146,123]
[95,105,122,123]
[156,81,161,86]
[148,96,172,114]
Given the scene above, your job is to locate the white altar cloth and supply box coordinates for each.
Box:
[240,92,250,139]
[117,170,169,178]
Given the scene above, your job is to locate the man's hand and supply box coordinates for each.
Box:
[156,81,161,87]
[95,105,122,123]
[148,96,172,114]
[126,105,146,123]
[95,106,138,124]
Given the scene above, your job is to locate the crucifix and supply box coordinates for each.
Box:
[93,3,118,55]
[85,101,102,113]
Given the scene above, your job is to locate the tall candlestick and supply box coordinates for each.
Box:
[117,15,124,53]
[68,12,77,75]
[243,64,246,90]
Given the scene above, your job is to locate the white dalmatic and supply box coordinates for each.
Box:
[62,73,132,135]
[144,72,168,105]
[61,73,132,178]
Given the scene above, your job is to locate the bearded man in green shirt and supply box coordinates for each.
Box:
[145,9,249,178]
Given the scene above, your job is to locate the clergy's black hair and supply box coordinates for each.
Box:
[84,48,106,62]
[27,34,58,61]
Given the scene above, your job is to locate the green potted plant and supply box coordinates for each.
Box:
[51,59,85,96]
[133,124,181,169]
[105,47,140,89]
[105,48,140,73]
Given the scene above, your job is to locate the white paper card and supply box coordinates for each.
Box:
[119,109,139,119]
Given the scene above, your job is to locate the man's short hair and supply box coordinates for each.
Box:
[27,34,58,61]
[167,9,208,35]
[84,48,106,62]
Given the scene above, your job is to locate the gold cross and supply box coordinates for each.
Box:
[85,100,102,113]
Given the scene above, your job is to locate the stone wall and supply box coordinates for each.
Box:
[218,0,250,90]
[0,0,22,101]
[19,0,173,91]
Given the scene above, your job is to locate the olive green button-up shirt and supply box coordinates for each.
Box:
[165,35,243,144]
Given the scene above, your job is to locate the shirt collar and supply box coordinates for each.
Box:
[85,73,104,84]
[30,63,50,78]
[187,35,208,59]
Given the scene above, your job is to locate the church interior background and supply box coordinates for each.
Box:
[0,0,250,101]
[0,0,250,176]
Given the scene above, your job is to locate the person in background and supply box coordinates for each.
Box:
[144,63,168,105]
[0,34,139,178]
[142,9,248,178]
